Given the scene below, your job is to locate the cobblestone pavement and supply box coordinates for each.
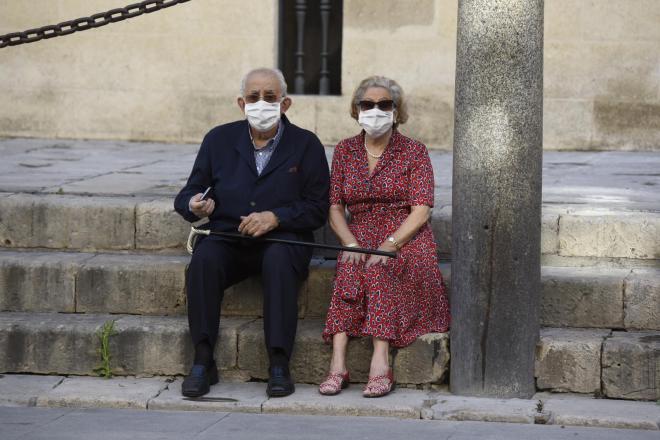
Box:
[1,375,658,433]
[0,138,658,212]
[1,406,659,440]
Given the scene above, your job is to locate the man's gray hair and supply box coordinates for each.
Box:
[240,68,288,97]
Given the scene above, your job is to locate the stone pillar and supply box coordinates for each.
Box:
[450,0,544,398]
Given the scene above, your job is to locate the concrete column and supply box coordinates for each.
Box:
[450,0,544,398]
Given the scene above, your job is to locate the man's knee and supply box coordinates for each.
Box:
[262,243,296,272]
[188,239,231,279]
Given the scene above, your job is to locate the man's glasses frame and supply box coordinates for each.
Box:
[244,93,282,104]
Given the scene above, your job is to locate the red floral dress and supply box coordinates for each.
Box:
[322,130,450,347]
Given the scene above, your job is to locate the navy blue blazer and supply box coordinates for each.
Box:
[174,115,330,244]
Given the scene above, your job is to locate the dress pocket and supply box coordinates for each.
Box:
[335,259,365,303]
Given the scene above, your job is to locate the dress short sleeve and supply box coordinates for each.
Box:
[329,143,345,205]
[408,143,435,207]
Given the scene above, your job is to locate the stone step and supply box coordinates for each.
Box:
[0,312,448,386]
[1,193,658,260]
[3,376,660,430]
[2,375,660,430]
[535,328,660,401]
[1,249,658,330]
[0,311,657,400]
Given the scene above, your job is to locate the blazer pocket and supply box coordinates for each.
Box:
[276,167,302,200]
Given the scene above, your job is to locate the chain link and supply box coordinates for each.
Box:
[0,0,191,49]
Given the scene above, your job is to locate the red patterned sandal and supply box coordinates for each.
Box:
[363,369,395,398]
[319,371,350,396]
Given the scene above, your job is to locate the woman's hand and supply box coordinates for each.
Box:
[340,250,366,265]
[364,241,398,268]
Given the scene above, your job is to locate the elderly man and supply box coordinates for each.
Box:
[174,68,330,397]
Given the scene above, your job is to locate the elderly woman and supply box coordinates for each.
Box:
[320,76,450,397]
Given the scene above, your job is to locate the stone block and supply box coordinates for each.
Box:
[624,269,660,330]
[602,331,660,401]
[0,312,113,375]
[541,211,560,254]
[429,395,537,423]
[540,393,660,430]
[558,212,660,259]
[313,96,360,147]
[76,253,188,315]
[149,380,266,413]
[238,319,373,383]
[544,99,593,151]
[136,199,190,250]
[392,333,449,385]
[0,194,136,250]
[238,319,445,385]
[431,205,452,256]
[344,0,436,30]
[222,277,265,317]
[36,376,167,410]
[0,374,64,407]
[540,267,626,328]
[223,276,307,318]
[0,312,252,377]
[0,250,90,313]
[304,261,335,318]
[535,328,610,394]
[574,1,660,42]
[408,98,455,152]
[429,206,566,256]
[593,100,660,151]
[110,315,248,376]
[282,95,318,135]
[262,384,425,419]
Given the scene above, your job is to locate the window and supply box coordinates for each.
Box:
[278,0,343,95]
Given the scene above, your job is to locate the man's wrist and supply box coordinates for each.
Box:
[268,211,280,227]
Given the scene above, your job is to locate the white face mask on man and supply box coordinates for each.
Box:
[244,100,281,132]
[358,108,394,138]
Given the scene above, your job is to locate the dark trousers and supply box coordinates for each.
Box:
[186,237,308,359]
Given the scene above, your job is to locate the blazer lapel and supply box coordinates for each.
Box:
[258,115,295,179]
[233,122,258,177]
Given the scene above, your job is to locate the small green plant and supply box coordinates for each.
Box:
[56,187,64,195]
[93,319,117,379]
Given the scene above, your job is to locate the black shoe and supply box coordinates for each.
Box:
[181,361,218,397]
[267,365,295,397]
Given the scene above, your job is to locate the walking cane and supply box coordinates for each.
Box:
[186,227,397,258]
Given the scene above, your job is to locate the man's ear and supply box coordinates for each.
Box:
[237,96,246,113]
[280,96,292,113]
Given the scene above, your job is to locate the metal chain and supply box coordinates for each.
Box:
[0,0,191,49]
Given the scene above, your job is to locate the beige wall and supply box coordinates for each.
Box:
[0,0,658,150]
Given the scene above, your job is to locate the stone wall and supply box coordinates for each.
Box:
[0,0,658,150]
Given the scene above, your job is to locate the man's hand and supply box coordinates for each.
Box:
[189,193,215,218]
[238,211,279,237]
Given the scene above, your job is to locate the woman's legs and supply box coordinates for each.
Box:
[369,337,390,377]
[329,332,349,373]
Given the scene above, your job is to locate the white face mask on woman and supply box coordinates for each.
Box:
[358,108,394,138]
[244,100,281,132]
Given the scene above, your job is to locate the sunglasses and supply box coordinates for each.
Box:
[358,100,395,112]
[244,93,281,104]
